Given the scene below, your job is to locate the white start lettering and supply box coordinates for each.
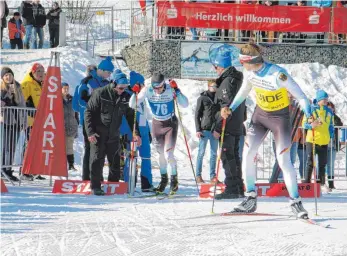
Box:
[255,185,270,196]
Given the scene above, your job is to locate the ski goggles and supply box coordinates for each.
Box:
[151,81,165,89]
[239,54,264,64]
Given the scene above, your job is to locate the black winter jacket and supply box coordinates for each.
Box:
[32,3,46,27]
[20,1,34,26]
[195,90,218,132]
[84,84,140,141]
[214,66,245,136]
[47,7,61,28]
[1,1,9,28]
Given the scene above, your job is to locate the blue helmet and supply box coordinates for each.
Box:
[211,46,231,68]
[129,71,145,88]
[112,69,128,85]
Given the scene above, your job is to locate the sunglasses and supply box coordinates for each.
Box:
[116,86,127,91]
[152,82,164,89]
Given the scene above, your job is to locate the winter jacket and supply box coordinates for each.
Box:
[1,80,27,127]
[63,94,78,138]
[214,66,246,136]
[84,83,140,142]
[76,70,109,125]
[21,72,42,126]
[8,18,25,39]
[20,1,34,26]
[32,3,46,27]
[0,1,9,28]
[195,90,218,132]
[331,114,344,152]
[303,104,334,146]
[47,7,61,28]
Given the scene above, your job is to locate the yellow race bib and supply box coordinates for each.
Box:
[254,87,290,112]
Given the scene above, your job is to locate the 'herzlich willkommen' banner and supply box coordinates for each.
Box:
[22,66,67,177]
[157,2,331,33]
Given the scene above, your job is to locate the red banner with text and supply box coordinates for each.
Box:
[332,7,347,34]
[157,2,332,33]
[22,66,67,177]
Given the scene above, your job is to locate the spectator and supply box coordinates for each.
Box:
[75,58,114,181]
[32,0,46,49]
[1,67,27,181]
[20,0,34,49]
[8,12,25,49]
[0,0,8,49]
[195,80,219,184]
[261,0,279,43]
[312,0,331,44]
[84,78,141,196]
[185,0,198,40]
[302,90,334,193]
[325,101,343,190]
[211,46,246,200]
[47,1,61,48]
[62,82,78,171]
[21,62,46,180]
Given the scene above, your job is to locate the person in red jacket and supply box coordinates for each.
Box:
[8,12,25,49]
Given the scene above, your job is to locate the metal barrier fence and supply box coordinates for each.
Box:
[1,106,346,185]
[255,126,347,182]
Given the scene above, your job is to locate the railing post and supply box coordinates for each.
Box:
[58,12,67,47]
[111,6,115,54]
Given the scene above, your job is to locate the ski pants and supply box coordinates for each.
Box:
[152,116,178,176]
[90,132,121,190]
[82,122,91,181]
[222,134,243,194]
[304,143,328,184]
[243,107,299,199]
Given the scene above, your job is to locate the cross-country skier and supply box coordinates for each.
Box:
[182,47,205,68]
[226,43,312,219]
[129,72,189,195]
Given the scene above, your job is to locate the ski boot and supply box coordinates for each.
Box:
[290,197,308,219]
[155,174,168,194]
[233,191,257,212]
[142,185,156,193]
[169,175,178,195]
[92,188,105,196]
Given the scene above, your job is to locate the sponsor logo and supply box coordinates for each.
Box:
[309,11,320,25]
[278,72,288,81]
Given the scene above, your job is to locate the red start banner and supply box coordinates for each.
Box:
[157,2,333,33]
[52,180,128,195]
[199,183,321,198]
[1,179,8,193]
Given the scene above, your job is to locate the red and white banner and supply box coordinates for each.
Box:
[1,179,8,193]
[157,2,331,32]
[199,183,321,198]
[332,7,347,34]
[22,66,67,177]
[52,180,128,195]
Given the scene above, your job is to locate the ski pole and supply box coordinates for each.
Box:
[211,118,227,214]
[129,92,138,196]
[312,128,318,215]
[174,98,200,194]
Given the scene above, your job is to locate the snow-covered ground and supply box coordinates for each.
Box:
[1,47,347,255]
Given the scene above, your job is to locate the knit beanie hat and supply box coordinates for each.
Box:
[98,56,114,73]
[1,67,14,79]
[151,72,164,87]
[112,69,128,85]
[315,90,329,103]
[129,71,145,88]
[31,63,44,73]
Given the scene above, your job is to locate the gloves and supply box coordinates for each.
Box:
[221,107,232,120]
[132,83,141,93]
[169,79,178,89]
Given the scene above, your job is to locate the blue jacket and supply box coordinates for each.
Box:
[77,70,109,124]
[312,0,332,7]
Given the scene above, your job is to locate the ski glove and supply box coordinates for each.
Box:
[132,83,141,93]
[169,79,181,95]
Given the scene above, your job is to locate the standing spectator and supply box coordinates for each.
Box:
[62,82,78,171]
[210,47,246,199]
[47,1,61,48]
[32,0,46,49]
[8,12,25,49]
[195,80,219,184]
[75,58,114,181]
[261,0,279,42]
[325,101,343,190]
[84,80,141,196]
[302,90,334,193]
[20,0,34,49]
[0,0,9,49]
[21,62,46,180]
[1,67,27,181]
